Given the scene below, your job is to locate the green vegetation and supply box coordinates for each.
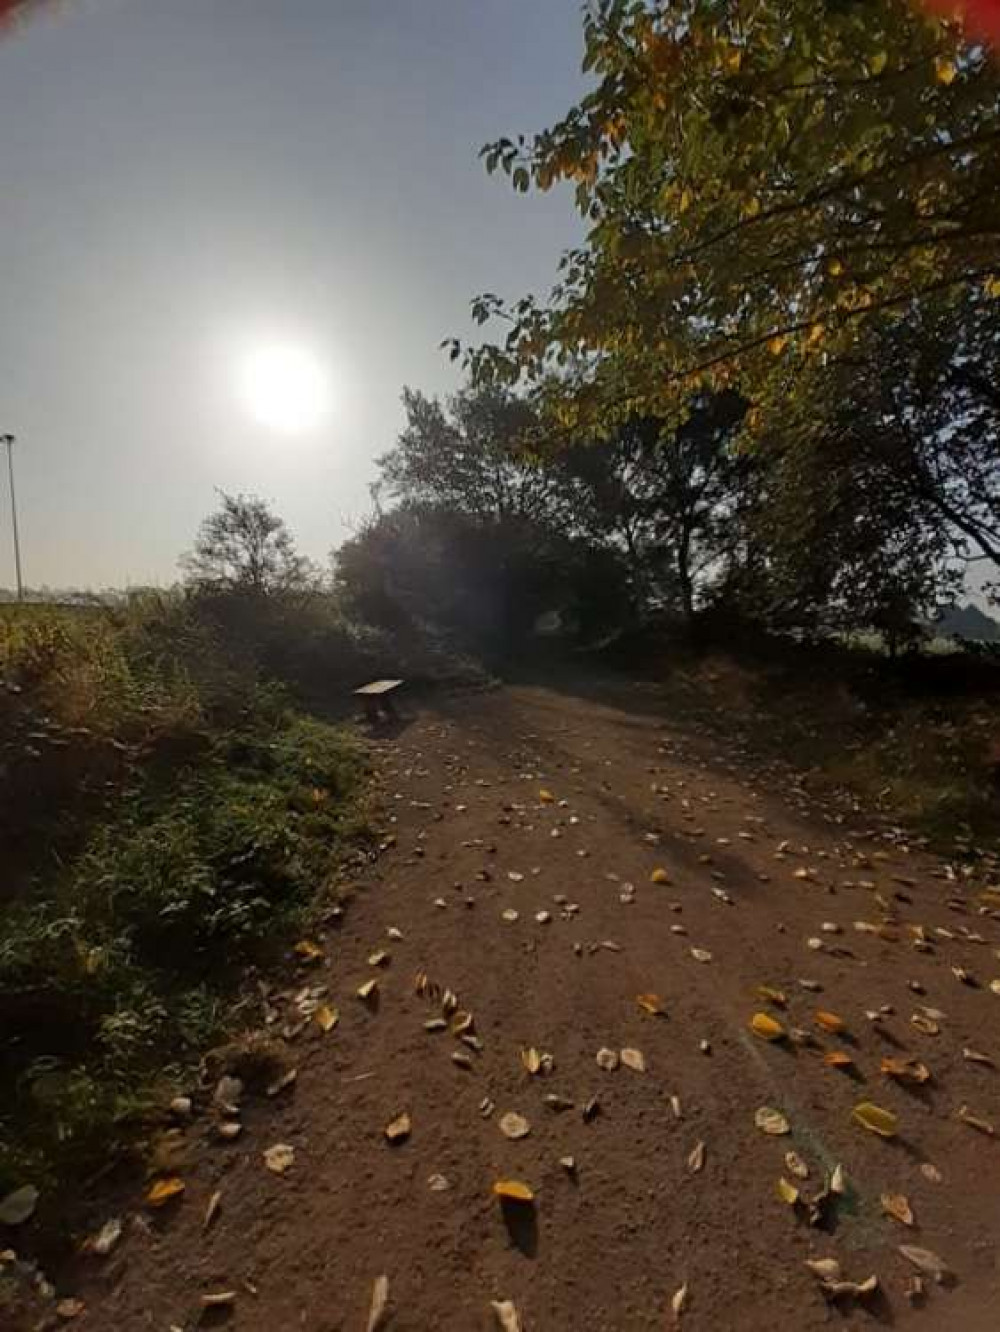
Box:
[0,593,368,1221]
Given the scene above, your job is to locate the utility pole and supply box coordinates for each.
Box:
[2,434,23,602]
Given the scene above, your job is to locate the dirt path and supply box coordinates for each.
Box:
[69,675,1000,1330]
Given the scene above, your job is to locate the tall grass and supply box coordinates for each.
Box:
[0,595,368,1227]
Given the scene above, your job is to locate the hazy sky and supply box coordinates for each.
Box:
[0,0,586,589]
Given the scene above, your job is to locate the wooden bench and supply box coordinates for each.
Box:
[354,678,403,724]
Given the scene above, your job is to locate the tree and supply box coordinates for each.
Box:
[451,0,1000,443]
[182,492,313,595]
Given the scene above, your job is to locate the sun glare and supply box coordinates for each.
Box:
[238,342,332,435]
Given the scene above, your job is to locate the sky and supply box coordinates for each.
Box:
[0,0,587,589]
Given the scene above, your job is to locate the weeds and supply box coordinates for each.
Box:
[0,598,369,1229]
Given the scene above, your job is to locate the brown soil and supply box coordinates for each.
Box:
[50,675,1000,1329]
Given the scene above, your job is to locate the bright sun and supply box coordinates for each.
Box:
[238,342,332,435]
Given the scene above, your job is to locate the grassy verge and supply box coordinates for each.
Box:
[0,598,369,1242]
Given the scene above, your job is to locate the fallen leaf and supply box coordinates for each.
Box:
[84,1217,122,1257]
[814,1011,846,1034]
[385,1112,411,1144]
[366,1274,389,1332]
[293,939,324,963]
[650,868,671,884]
[852,1102,898,1138]
[368,949,389,968]
[267,1068,297,1098]
[881,1056,931,1085]
[755,1106,790,1136]
[452,1051,473,1070]
[920,1161,943,1183]
[217,1121,242,1141]
[669,1095,682,1120]
[521,1047,542,1075]
[55,1299,86,1320]
[830,1164,846,1196]
[428,1173,450,1192]
[315,1004,339,1033]
[911,1013,940,1036]
[559,1156,576,1174]
[962,1047,995,1067]
[451,1011,475,1036]
[687,1141,706,1174]
[620,1047,646,1072]
[957,1104,995,1135]
[499,1112,531,1140]
[785,1151,809,1179]
[899,1244,949,1283]
[637,993,667,1017]
[823,1051,854,1070]
[756,985,787,1008]
[200,1291,236,1310]
[203,1190,222,1230]
[819,1274,878,1302]
[776,1177,800,1205]
[690,947,713,963]
[146,1177,185,1208]
[805,1258,841,1281]
[881,1193,914,1226]
[596,1047,620,1071]
[263,1144,295,1175]
[0,1186,39,1226]
[671,1281,689,1320]
[493,1178,534,1203]
[750,1012,786,1042]
[357,979,378,1002]
[501,908,520,923]
[492,1299,522,1332]
[538,788,555,803]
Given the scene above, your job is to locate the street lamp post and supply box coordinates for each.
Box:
[2,434,23,602]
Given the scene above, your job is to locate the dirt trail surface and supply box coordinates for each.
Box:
[68,675,1000,1330]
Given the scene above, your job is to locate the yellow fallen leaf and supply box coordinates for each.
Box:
[687,1141,705,1173]
[934,57,957,85]
[366,1275,389,1332]
[776,1177,800,1205]
[492,1299,522,1332]
[357,979,378,1002]
[750,1012,786,1042]
[651,868,671,884]
[755,1106,790,1136]
[293,939,324,963]
[368,949,389,967]
[384,1112,412,1144]
[690,947,712,963]
[520,1047,541,1075]
[881,1192,914,1226]
[621,1047,646,1072]
[637,993,667,1017]
[852,1102,898,1138]
[451,1011,475,1036]
[671,1281,689,1320]
[315,1004,339,1033]
[869,50,888,75]
[814,1011,846,1035]
[493,1178,534,1203]
[538,788,555,803]
[499,1112,531,1140]
[755,985,787,1008]
[263,1143,295,1175]
[145,1177,185,1208]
